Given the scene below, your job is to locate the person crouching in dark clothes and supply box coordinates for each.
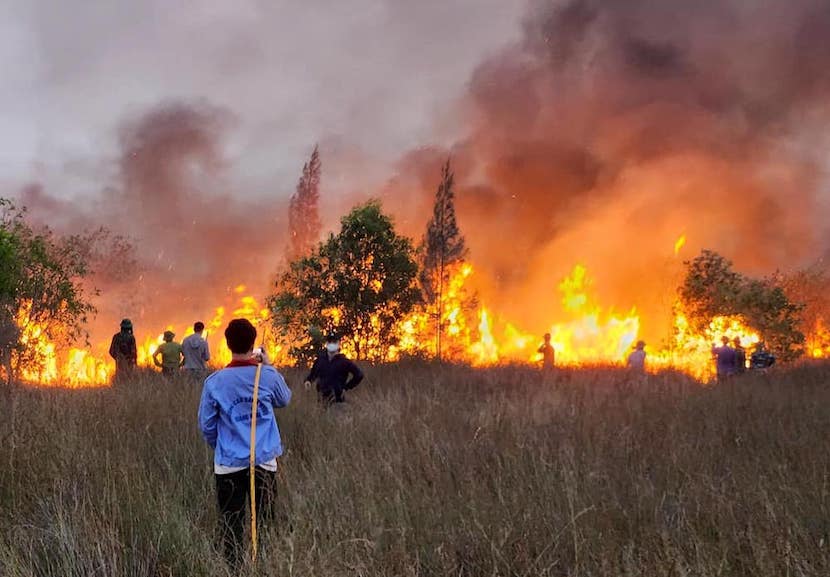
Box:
[303,334,363,405]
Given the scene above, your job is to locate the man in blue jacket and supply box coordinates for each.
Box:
[304,333,363,405]
[198,318,291,565]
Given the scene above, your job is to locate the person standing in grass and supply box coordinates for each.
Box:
[198,318,292,566]
[152,330,183,375]
[109,318,137,380]
[627,340,647,374]
[537,333,556,369]
[304,333,363,405]
[712,336,737,383]
[182,321,211,376]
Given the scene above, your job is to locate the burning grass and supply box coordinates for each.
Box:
[0,363,828,576]
[10,261,795,389]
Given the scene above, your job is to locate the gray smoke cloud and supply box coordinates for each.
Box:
[6,0,830,347]
[381,0,830,339]
[2,0,522,342]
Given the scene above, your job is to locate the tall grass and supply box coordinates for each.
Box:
[0,363,828,576]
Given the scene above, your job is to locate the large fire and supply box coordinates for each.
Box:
[134,285,287,370]
[6,254,826,388]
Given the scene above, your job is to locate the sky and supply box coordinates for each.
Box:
[0,0,525,200]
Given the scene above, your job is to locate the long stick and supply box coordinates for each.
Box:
[249,362,263,563]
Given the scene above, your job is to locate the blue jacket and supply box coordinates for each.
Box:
[198,362,292,468]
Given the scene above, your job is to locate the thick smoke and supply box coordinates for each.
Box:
[20,101,288,341]
[114,102,285,317]
[385,0,830,340]
[14,0,830,348]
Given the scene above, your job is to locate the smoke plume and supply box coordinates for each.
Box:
[384,0,830,340]
[19,101,289,341]
[14,0,830,347]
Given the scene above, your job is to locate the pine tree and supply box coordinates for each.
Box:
[287,145,322,260]
[420,159,467,359]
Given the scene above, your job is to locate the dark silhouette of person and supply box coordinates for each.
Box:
[712,336,737,383]
[538,333,555,369]
[733,337,747,374]
[750,342,776,370]
[627,340,646,374]
[109,318,137,379]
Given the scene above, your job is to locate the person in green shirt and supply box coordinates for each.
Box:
[153,330,184,375]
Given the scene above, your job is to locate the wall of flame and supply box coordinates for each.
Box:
[9,237,821,389]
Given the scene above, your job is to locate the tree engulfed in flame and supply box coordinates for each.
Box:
[647,311,761,381]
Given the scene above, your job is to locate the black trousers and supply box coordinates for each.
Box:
[215,467,277,565]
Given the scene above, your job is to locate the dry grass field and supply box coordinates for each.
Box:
[0,363,828,576]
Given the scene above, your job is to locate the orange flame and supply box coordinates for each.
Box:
[674,234,687,256]
[9,240,826,387]
[9,289,286,387]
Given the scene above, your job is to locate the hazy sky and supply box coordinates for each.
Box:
[0,0,525,199]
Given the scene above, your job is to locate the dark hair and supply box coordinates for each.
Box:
[194,321,205,333]
[543,333,551,340]
[224,319,257,354]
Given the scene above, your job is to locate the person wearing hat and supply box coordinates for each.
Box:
[712,335,737,383]
[304,333,364,405]
[109,318,137,380]
[152,330,184,375]
[626,340,647,374]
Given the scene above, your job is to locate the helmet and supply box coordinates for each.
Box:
[120,318,133,330]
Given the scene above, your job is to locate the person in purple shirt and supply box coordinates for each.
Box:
[712,336,737,383]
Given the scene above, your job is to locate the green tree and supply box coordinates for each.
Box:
[287,145,322,261]
[0,199,98,384]
[271,200,421,363]
[419,159,468,359]
[679,250,805,361]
